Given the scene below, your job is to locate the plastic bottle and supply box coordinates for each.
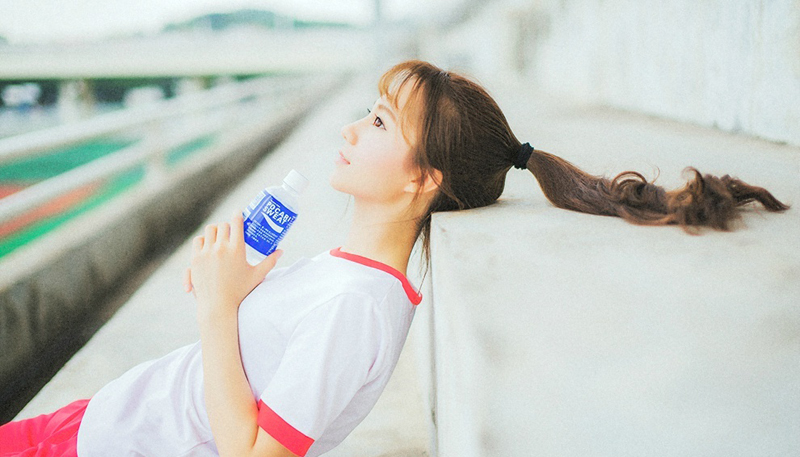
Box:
[243,169,308,265]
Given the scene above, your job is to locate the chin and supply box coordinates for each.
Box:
[329,169,353,196]
[329,169,342,191]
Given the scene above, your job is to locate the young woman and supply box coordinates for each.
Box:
[0,60,789,457]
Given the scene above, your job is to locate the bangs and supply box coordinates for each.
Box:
[378,61,428,147]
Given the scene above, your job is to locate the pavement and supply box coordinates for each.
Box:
[15,72,431,456]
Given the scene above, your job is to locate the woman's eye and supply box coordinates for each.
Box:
[366,108,385,129]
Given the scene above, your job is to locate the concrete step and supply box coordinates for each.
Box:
[414,78,800,456]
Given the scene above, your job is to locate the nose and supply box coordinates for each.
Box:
[341,121,357,145]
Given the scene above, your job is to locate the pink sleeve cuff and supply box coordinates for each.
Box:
[257,400,315,456]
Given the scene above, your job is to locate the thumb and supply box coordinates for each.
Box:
[254,249,283,279]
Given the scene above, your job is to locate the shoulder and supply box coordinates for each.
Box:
[299,290,383,328]
[310,253,406,303]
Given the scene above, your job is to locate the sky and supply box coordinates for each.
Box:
[0,0,448,44]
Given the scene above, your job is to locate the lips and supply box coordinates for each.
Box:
[338,151,350,164]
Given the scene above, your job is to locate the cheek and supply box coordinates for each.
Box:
[331,143,414,200]
[364,147,407,177]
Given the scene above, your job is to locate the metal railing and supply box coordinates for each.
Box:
[0,74,326,225]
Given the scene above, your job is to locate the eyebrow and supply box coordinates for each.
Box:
[375,101,397,123]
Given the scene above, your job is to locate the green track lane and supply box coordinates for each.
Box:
[0,138,138,182]
[0,134,217,259]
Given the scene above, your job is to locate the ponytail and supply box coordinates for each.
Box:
[373,59,791,278]
[524,149,790,231]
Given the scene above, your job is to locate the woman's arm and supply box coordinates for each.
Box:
[187,215,295,457]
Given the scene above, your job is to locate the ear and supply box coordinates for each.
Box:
[404,168,442,195]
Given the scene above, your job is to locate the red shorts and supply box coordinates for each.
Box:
[0,399,89,457]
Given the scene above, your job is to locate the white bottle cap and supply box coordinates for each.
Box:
[284,169,309,194]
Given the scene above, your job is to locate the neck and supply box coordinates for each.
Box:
[340,199,422,277]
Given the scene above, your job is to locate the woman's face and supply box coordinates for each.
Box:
[330,85,420,205]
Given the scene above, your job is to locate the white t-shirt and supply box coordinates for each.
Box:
[77,247,422,457]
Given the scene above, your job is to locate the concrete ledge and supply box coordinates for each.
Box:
[412,86,800,456]
[0,75,346,421]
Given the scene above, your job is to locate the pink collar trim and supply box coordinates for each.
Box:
[329,247,422,305]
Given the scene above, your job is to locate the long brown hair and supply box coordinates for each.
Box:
[378,61,790,266]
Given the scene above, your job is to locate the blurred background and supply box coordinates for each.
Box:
[0,0,469,259]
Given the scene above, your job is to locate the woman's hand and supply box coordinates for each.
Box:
[184,213,282,324]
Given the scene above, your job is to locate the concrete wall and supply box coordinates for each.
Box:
[419,0,800,147]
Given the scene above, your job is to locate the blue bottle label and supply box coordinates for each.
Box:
[242,190,297,257]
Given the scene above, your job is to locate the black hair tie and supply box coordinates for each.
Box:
[514,142,534,170]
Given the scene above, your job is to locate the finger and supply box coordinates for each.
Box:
[183,267,193,293]
[204,224,217,248]
[218,222,231,244]
[193,235,204,253]
[231,213,245,245]
[254,249,283,279]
